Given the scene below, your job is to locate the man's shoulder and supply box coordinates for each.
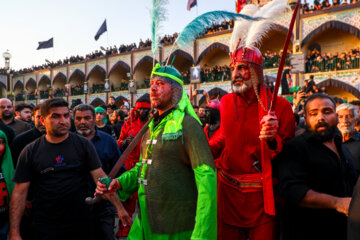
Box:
[283,132,308,149]
[95,130,116,143]
[220,92,234,104]
[21,135,45,153]
[14,118,31,127]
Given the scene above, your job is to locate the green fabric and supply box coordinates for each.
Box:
[153,90,202,141]
[192,164,217,239]
[0,130,15,201]
[151,63,184,86]
[95,106,108,124]
[118,164,217,240]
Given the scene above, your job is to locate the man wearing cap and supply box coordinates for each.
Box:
[210,45,295,238]
[96,63,217,239]
[95,106,117,140]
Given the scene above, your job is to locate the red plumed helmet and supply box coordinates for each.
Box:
[206,99,221,111]
[230,47,263,67]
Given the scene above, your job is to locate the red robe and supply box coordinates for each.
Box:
[210,89,295,228]
[117,118,145,170]
[204,124,222,169]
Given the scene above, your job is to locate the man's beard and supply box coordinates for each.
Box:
[2,111,13,120]
[76,124,93,137]
[338,122,355,134]
[307,122,338,142]
[232,79,252,94]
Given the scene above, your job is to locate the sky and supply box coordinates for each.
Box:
[0,0,236,70]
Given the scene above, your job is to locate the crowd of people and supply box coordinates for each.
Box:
[302,0,360,14]
[8,21,229,76]
[263,49,292,69]
[305,47,360,73]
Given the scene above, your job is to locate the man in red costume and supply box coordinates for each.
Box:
[210,46,295,240]
[116,95,150,237]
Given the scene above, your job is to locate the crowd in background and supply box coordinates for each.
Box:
[9,21,230,76]
[301,0,360,14]
[305,47,360,72]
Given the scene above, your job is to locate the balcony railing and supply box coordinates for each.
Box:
[306,57,360,73]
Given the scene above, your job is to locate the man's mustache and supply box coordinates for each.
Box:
[232,77,245,84]
[78,124,89,129]
[315,122,329,129]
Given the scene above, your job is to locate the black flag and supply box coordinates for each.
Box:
[37,38,53,50]
[94,19,107,41]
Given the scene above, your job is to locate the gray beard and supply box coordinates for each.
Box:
[232,83,252,94]
[77,129,92,137]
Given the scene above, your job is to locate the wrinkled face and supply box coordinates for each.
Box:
[0,138,5,156]
[34,110,46,133]
[41,107,70,137]
[19,108,32,121]
[0,100,14,120]
[337,109,356,135]
[74,110,95,137]
[150,77,173,111]
[305,98,338,142]
[231,62,252,94]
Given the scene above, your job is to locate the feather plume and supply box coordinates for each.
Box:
[150,0,168,54]
[244,0,291,49]
[176,10,262,49]
[229,4,259,53]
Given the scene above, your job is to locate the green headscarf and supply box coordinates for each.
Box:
[150,63,201,141]
[0,130,15,201]
[95,106,108,124]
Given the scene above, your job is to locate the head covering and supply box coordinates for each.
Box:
[0,130,15,201]
[150,63,201,141]
[95,106,107,124]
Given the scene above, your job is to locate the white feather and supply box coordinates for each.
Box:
[244,0,291,49]
[229,4,259,53]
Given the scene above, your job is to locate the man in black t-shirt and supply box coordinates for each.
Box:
[10,99,110,240]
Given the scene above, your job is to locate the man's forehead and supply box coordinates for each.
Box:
[307,98,335,111]
[75,110,93,117]
[49,106,69,114]
[151,76,167,82]
[337,108,354,115]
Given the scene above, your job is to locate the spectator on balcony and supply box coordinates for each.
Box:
[333,0,340,6]
[0,99,32,136]
[342,0,348,5]
[14,104,33,126]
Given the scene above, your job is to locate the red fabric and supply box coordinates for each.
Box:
[218,216,277,240]
[236,0,247,13]
[117,118,145,170]
[231,47,263,66]
[210,90,294,228]
[204,125,222,168]
[135,102,151,110]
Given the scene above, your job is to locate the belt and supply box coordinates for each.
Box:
[220,170,262,189]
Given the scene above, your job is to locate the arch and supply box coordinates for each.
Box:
[197,42,229,65]
[39,75,51,85]
[69,69,85,81]
[168,49,194,64]
[115,95,129,107]
[52,72,67,84]
[90,98,105,107]
[199,87,228,106]
[14,81,24,89]
[109,61,130,75]
[134,56,157,72]
[301,21,360,47]
[87,65,106,81]
[317,79,360,99]
[25,78,36,89]
[0,82,6,89]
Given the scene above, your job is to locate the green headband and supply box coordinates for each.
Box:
[151,63,184,86]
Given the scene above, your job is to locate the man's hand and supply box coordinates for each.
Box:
[335,197,352,216]
[95,179,121,195]
[259,112,279,142]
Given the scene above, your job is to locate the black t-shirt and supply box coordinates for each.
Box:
[274,132,357,240]
[14,132,101,226]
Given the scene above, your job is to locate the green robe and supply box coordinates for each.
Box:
[116,114,217,240]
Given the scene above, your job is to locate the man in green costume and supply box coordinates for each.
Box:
[96,63,217,240]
